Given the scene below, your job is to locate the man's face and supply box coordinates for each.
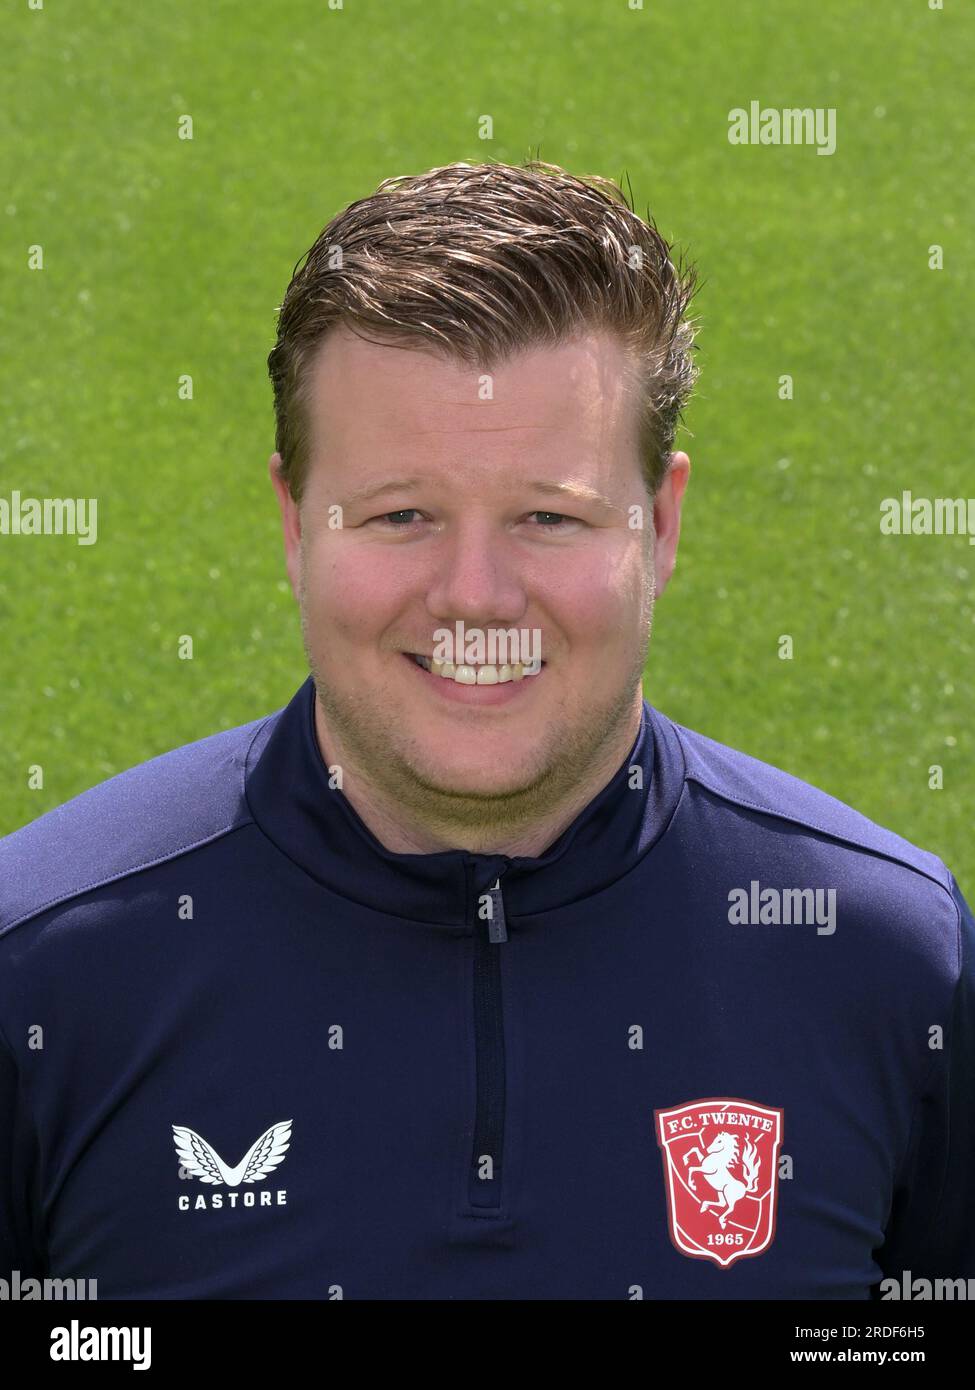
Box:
[271,325,688,824]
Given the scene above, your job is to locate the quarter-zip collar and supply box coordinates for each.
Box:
[245,675,683,926]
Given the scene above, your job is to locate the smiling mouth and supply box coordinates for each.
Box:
[407,653,544,685]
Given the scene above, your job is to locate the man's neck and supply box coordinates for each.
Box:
[313,696,644,858]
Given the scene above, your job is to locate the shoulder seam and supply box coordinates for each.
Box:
[669,721,953,901]
[0,820,255,940]
[0,713,274,941]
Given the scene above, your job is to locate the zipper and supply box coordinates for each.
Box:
[468,876,507,1209]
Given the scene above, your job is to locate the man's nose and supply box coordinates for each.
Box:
[424,519,527,626]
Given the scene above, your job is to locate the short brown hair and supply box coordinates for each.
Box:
[267,159,699,504]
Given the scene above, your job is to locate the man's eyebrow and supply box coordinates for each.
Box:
[342,477,624,512]
[342,478,428,506]
[527,480,622,513]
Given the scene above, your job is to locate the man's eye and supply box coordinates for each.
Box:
[367,510,577,531]
[373,510,421,526]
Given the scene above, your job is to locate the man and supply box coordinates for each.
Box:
[1,161,972,1300]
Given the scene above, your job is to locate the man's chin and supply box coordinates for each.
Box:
[402,760,544,805]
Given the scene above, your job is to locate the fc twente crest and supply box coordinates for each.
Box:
[654,1097,784,1268]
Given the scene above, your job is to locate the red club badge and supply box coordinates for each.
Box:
[654,1097,784,1268]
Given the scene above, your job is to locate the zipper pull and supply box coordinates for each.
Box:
[486,877,508,944]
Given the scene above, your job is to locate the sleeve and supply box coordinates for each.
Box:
[0,1023,45,1280]
[874,873,975,1284]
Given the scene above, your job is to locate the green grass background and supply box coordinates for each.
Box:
[1,0,971,891]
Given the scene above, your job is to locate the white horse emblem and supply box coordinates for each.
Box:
[683,1130,760,1228]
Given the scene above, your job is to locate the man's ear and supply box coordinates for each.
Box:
[652,451,690,597]
[269,452,302,602]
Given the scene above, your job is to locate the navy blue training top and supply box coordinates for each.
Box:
[1,676,972,1299]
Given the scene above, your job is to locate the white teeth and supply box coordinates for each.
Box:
[421,655,543,684]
